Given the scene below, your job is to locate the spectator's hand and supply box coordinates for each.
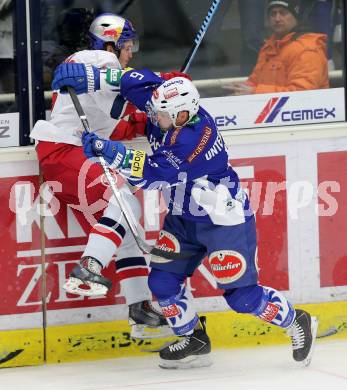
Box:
[52,63,100,94]
[82,131,126,168]
[223,81,253,96]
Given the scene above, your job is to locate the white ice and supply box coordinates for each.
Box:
[0,339,346,390]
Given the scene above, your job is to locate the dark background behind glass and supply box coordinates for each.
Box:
[0,0,345,114]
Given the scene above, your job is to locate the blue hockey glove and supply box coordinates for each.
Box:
[82,131,126,168]
[51,63,100,94]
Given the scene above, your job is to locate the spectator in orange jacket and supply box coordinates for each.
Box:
[224,0,329,95]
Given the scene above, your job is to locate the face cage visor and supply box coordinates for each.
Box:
[117,37,139,53]
[117,19,139,52]
[145,101,174,129]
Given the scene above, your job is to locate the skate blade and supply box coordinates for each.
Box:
[131,324,174,339]
[159,354,212,369]
[301,316,319,367]
[63,277,108,297]
[141,341,175,353]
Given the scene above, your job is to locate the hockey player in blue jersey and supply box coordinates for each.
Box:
[52,64,318,369]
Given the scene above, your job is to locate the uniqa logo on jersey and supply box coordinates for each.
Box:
[208,250,247,285]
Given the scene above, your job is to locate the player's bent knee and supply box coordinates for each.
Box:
[148,269,184,299]
[224,284,263,313]
[103,196,123,222]
[103,191,142,224]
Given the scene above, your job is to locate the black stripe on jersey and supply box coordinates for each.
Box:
[115,257,148,270]
[98,217,126,238]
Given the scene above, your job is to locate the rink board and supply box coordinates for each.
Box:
[46,301,347,363]
[0,300,346,366]
[0,328,44,368]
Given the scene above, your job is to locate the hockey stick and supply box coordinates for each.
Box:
[317,321,347,339]
[180,0,223,73]
[67,87,190,260]
[317,327,338,339]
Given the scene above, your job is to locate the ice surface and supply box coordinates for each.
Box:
[1,340,346,390]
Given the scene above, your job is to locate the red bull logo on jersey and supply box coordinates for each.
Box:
[209,250,247,284]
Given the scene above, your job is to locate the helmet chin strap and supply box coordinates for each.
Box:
[174,111,190,128]
[159,114,190,132]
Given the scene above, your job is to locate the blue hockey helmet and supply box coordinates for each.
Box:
[88,13,139,52]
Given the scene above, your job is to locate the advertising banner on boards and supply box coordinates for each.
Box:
[1,134,347,329]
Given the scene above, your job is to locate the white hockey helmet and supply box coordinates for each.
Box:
[147,77,200,128]
[89,13,139,52]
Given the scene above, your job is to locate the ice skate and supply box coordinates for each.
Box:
[287,309,318,366]
[159,316,212,369]
[63,257,112,296]
[128,300,173,339]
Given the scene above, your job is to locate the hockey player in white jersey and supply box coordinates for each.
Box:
[30,13,181,339]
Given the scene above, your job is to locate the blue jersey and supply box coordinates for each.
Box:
[118,69,250,225]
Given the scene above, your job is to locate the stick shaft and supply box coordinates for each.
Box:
[67,87,190,260]
[180,0,223,73]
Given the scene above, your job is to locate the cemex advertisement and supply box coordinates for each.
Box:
[202,88,345,130]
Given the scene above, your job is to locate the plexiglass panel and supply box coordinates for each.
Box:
[0,1,17,114]
[38,1,345,104]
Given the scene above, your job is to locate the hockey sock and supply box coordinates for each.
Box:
[115,256,151,305]
[82,216,126,268]
[148,269,198,336]
[225,285,295,328]
[252,286,295,328]
[158,285,198,336]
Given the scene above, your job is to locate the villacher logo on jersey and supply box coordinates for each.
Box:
[255,96,336,124]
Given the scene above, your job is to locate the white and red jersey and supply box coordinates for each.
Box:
[30,50,122,146]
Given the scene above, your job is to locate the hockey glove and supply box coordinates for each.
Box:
[52,63,100,94]
[82,131,126,169]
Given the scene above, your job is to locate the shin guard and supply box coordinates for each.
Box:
[158,285,199,336]
[225,285,295,328]
[148,269,198,336]
[252,286,295,328]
